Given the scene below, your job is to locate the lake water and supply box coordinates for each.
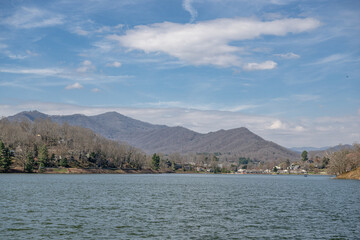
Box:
[0,174,359,239]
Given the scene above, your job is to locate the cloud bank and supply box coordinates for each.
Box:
[110,17,320,68]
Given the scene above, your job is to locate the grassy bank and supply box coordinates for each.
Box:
[335,167,360,180]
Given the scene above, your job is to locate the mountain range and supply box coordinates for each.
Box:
[8,110,300,161]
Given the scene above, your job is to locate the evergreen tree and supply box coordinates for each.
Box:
[152,153,160,171]
[301,150,308,162]
[50,153,56,167]
[0,141,4,169]
[0,141,12,173]
[38,145,49,167]
[59,158,69,168]
[25,153,35,173]
[33,144,38,158]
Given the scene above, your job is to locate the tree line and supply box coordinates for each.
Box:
[1,117,358,175]
[0,118,147,172]
[328,144,360,175]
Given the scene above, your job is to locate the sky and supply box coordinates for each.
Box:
[0,0,359,148]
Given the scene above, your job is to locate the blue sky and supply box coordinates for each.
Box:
[0,0,359,147]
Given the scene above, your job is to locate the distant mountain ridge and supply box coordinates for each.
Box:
[8,110,300,161]
[289,146,330,153]
[308,144,353,158]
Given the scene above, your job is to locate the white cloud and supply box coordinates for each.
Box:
[310,54,348,65]
[91,88,100,92]
[73,26,89,36]
[6,52,28,60]
[111,17,320,68]
[77,60,96,73]
[70,22,124,37]
[106,61,122,68]
[4,49,39,60]
[0,66,132,85]
[3,7,64,29]
[1,102,359,148]
[223,105,259,112]
[183,0,198,22]
[243,60,277,71]
[0,67,64,76]
[65,82,83,90]
[274,52,300,59]
[268,120,284,129]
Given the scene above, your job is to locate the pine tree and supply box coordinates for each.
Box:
[59,158,69,168]
[0,141,4,169]
[38,145,49,167]
[301,150,308,162]
[152,153,160,171]
[33,144,38,158]
[0,141,12,173]
[25,153,35,173]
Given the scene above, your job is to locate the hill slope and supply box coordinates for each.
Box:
[9,111,299,161]
[336,167,360,180]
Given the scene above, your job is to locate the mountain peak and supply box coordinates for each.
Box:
[6,110,299,161]
[9,110,48,121]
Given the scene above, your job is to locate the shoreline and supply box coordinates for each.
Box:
[335,167,360,180]
[2,167,333,176]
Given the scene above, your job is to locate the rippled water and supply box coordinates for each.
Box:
[1,174,359,239]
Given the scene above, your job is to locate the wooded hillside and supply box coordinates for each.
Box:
[0,118,147,172]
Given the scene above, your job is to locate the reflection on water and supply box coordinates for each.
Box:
[1,174,359,239]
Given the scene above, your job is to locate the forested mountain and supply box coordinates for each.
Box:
[309,144,353,158]
[8,111,299,161]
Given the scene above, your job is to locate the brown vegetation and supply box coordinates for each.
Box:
[328,144,360,176]
[0,118,148,171]
[336,167,360,180]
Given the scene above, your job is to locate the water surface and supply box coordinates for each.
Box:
[1,174,359,239]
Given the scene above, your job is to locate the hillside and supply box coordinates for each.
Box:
[336,167,360,180]
[0,118,147,171]
[9,111,300,161]
[309,144,353,158]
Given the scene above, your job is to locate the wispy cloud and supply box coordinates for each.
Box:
[292,94,319,102]
[0,66,132,85]
[65,82,83,90]
[76,60,96,73]
[110,17,320,68]
[4,49,39,60]
[182,0,198,23]
[310,53,348,65]
[106,61,122,68]
[3,7,64,29]
[70,21,124,37]
[223,105,259,112]
[0,67,64,76]
[274,52,300,59]
[6,52,28,60]
[73,26,89,36]
[243,61,277,71]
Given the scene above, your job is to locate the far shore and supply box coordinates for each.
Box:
[1,167,335,176]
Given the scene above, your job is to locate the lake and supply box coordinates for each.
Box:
[0,174,359,239]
